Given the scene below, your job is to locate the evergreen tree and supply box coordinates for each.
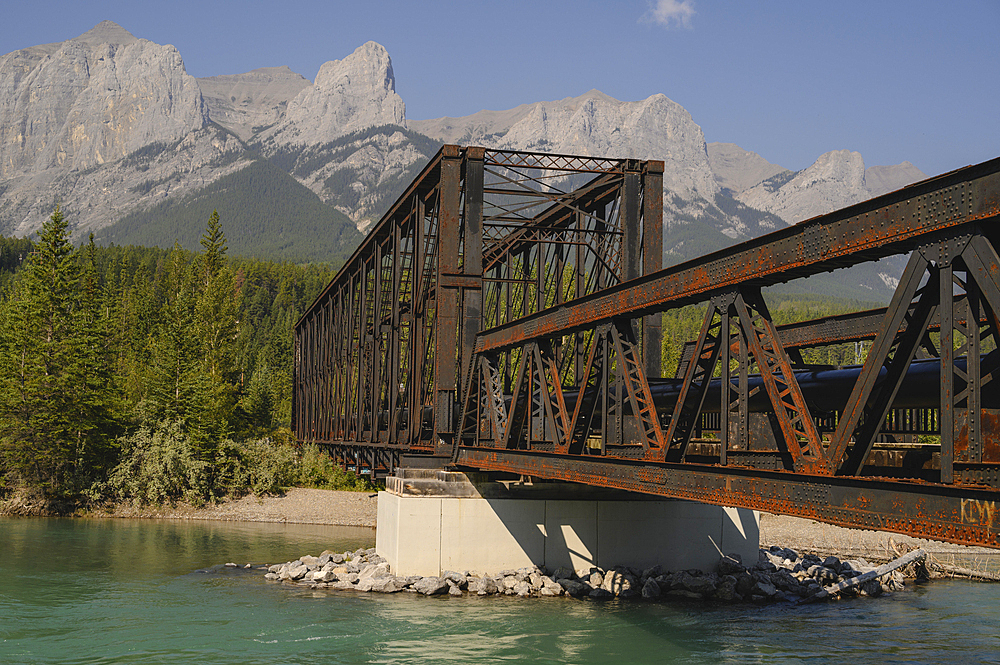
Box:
[0,208,113,494]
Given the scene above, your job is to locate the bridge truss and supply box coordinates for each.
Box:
[294,146,1000,549]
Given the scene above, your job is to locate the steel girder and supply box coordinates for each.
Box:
[456,156,1000,549]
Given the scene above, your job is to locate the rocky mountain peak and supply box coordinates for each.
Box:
[0,22,207,180]
[411,89,720,205]
[261,41,406,145]
[71,20,138,48]
[707,142,789,194]
[733,149,926,225]
[735,149,866,223]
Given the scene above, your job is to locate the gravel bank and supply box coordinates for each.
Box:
[103,488,378,527]
[760,512,1000,575]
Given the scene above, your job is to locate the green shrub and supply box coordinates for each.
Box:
[296,443,374,491]
[214,437,296,497]
[107,421,208,505]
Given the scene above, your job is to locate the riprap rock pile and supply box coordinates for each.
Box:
[262,544,913,603]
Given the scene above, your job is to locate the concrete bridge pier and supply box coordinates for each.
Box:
[376,469,759,577]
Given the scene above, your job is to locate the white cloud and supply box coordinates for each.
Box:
[645,0,696,29]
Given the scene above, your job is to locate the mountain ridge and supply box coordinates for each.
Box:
[0,22,928,286]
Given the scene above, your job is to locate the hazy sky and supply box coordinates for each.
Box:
[3,1,998,176]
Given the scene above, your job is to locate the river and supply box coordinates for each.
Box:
[2,516,999,664]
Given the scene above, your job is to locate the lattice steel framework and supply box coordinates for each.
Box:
[293,146,662,473]
[295,147,1000,548]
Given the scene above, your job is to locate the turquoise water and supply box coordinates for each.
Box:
[2,517,1000,664]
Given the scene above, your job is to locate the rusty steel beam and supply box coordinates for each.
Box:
[476,157,1000,353]
[455,447,1000,549]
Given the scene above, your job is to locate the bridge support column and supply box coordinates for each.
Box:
[376,469,758,577]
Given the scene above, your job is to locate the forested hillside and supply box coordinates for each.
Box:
[96,159,363,264]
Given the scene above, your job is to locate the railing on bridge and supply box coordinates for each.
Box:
[294,145,1000,549]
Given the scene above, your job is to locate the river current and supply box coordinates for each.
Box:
[2,516,999,664]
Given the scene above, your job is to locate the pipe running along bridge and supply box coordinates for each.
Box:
[293,145,1000,550]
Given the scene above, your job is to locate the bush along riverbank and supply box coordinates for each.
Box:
[259,544,926,603]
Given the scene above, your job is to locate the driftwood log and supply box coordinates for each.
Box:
[802,548,927,603]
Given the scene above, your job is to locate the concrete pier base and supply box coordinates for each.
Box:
[376,469,759,577]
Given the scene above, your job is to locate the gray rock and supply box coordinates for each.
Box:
[340,573,360,584]
[513,581,531,597]
[539,584,563,596]
[641,579,661,599]
[860,578,883,597]
[443,571,468,588]
[672,571,716,596]
[589,588,614,600]
[331,580,356,590]
[753,580,778,597]
[713,578,738,601]
[356,577,376,592]
[412,577,450,596]
[822,556,841,572]
[448,584,463,597]
[589,571,605,588]
[718,554,744,575]
[264,572,280,581]
[529,573,543,590]
[558,579,591,598]
[642,565,663,580]
[313,570,337,583]
[502,576,519,590]
[754,560,778,573]
[287,565,308,580]
[359,563,390,580]
[469,577,498,596]
[371,576,406,593]
[551,567,575,581]
[603,570,638,596]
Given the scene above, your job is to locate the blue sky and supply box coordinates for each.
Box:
[3,1,998,176]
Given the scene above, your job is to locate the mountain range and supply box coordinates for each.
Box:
[0,21,926,295]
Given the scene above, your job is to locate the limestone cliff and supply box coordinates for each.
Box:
[0,21,207,179]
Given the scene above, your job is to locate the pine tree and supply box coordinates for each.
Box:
[0,208,113,495]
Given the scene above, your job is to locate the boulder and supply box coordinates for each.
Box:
[589,588,614,600]
[359,563,390,580]
[551,567,575,581]
[412,577,450,596]
[558,579,591,598]
[641,579,661,599]
[602,570,638,596]
[469,577,498,596]
[718,554,744,576]
[540,582,564,596]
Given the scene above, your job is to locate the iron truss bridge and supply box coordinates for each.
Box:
[293,145,1000,549]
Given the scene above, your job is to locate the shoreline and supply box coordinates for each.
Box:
[5,488,998,577]
[2,487,380,528]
